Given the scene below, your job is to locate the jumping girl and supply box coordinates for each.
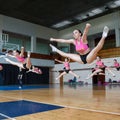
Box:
[50,23,109,64]
[55,58,80,80]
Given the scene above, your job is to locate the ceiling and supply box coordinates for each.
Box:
[0,0,120,30]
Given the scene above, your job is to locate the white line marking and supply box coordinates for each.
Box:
[25,99,120,116]
[0,113,16,120]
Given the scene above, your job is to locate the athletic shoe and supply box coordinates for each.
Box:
[102,26,109,38]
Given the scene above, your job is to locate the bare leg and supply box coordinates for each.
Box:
[4,58,24,68]
[26,51,32,69]
[99,73,105,75]
[69,71,80,78]
[106,67,115,77]
[50,44,83,63]
[56,72,66,80]
[86,69,103,79]
[86,26,109,63]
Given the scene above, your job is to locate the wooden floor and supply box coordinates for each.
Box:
[0,84,120,120]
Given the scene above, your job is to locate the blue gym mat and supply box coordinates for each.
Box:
[0,100,64,118]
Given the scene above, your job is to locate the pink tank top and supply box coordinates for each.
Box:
[64,62,70,70]
[74,39,89,53]
[96,61,105,67]
[16,56,25,63]
[114,62,120,67]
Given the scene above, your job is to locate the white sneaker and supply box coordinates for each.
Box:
[102,26,109,38]
[50,44,57,52]
[19,86,22,89]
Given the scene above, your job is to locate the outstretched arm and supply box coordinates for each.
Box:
[50,38,74,44]
[102,59,111,63]
[55,59,64,64]
[82,23,91,43]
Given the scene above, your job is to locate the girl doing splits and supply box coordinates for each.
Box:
[50,23,109,64]
[55,58,80,80]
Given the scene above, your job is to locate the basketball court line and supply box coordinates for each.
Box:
[0,94,120,116]
[26,99,120,116]
[0,113,16,120]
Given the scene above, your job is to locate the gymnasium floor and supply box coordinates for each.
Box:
[0,84,120,120]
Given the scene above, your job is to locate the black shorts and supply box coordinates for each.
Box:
[100,66,107,71]
[116,67,120,71]
[23,63,32,72]
[64,68,71,73]
[80,52,90,64]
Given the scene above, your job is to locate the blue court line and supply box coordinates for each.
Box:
[0,85,50,90]
[0,100,64,118]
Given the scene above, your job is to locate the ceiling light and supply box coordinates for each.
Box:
[91,8,103,14]
[87,12,96,17]
[52,20,72,28]
[108,0,120,8]
[75,14,88,20]
[114,0,120,5]
[108,4,118,8]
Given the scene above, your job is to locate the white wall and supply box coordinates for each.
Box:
[0,15,58,40]
[0,57,54,67]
